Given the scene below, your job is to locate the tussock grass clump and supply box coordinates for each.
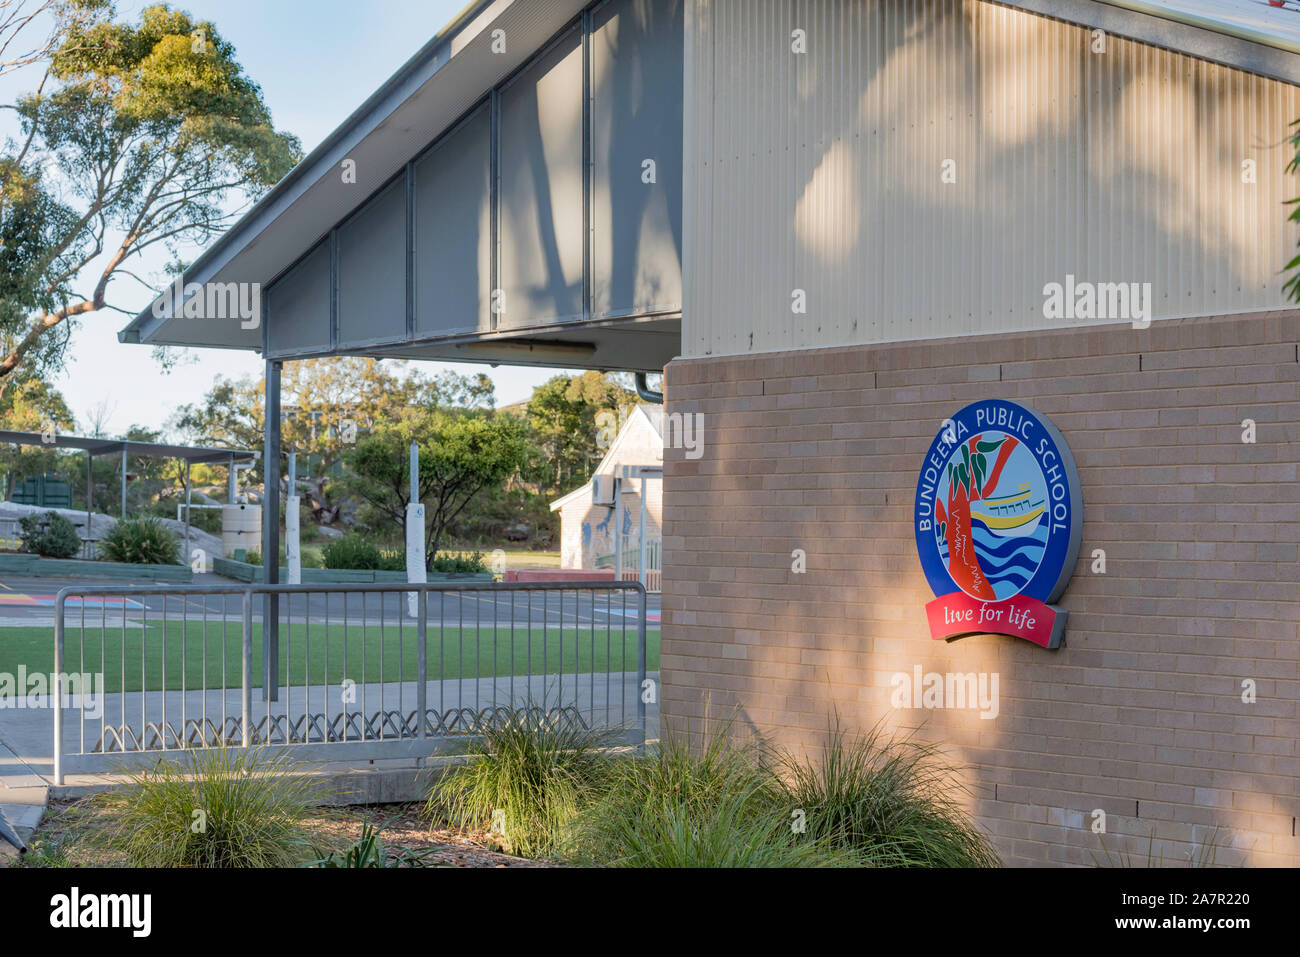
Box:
[587,785,853,868]
[425,710,616,859]
[425,708,1000,868]
[775,724,999,867]
[1092,826,1221,868]
[570,724,851,867]
[88,747,321,868]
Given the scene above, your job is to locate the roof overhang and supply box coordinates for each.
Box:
[120,0,590,352]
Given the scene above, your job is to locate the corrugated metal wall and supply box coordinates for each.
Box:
[683,0,1300,357]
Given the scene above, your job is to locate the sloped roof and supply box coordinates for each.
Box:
[641,405,663,438]
[0,430,256,464]
[549,405,662,511]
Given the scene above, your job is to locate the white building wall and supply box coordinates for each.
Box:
[683,0,1300,358]
[555,407,665,570]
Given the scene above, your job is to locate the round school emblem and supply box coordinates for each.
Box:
[914,400,1083,649]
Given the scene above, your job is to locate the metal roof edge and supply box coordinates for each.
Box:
[1001,0,1300,84]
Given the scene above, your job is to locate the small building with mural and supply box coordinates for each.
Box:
[551,405,662,589]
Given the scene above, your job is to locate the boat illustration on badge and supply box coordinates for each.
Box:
[913,401,1083,649]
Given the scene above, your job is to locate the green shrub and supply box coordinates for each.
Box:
[88,747,321,867]
[18,511,82,558]
[322,541,487,574]
[183,507,221,535]
[100,517,180,565]
[425,709,616,859]
[432,550,486,574]
[774,724,1000,867]
[320,534,381,570]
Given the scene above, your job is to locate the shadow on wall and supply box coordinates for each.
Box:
[503,0,683,325]
[692,0,1295,355]
[660,315,1297,866]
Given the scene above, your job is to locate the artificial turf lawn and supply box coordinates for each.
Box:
[0,621,660,694]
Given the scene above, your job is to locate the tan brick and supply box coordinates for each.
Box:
[662,312,1300,867]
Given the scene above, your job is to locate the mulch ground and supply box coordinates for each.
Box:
[22,797,558,868]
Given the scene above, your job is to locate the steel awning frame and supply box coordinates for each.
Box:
[0,430,257,465]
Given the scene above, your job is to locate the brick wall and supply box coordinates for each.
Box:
[661,311,1300,866]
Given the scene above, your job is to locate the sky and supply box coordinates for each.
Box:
[12,0,576,437]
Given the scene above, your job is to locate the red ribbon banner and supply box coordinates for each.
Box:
[924,593,1065,649]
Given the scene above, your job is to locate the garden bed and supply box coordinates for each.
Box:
[211,556,493,584]
[21,799,554,869]
[0,553,191,582]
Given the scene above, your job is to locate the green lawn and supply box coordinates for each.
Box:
[2,621,659,694]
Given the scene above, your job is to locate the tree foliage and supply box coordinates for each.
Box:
[342,410,531,568]
[524,371,635,494]
[0,2,301,392]
[0,376,75,492]
[173,358,495,523]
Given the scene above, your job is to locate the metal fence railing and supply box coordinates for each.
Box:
[53,580,648,784]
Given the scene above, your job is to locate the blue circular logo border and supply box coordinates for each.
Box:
[914,400,1083,605]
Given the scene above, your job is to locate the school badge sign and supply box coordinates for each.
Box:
[914,401,1082,649]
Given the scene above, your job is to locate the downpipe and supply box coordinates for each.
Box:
[634,373,663,404]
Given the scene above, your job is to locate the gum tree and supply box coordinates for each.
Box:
[0,3,300,395]
[525,371,636,494]
[343,410,531,568]
[174,359,497,524]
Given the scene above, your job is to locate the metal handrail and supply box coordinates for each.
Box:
[53,579,648,785]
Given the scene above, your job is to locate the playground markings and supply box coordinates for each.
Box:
[0,594,145,609]
[606,607,661,623]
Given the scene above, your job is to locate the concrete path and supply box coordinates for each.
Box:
[1,669,660,786]
[0,734,46,862]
